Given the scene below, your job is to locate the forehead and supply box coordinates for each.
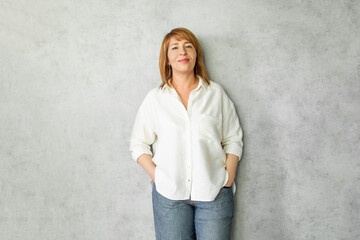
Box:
[168,36,192,46]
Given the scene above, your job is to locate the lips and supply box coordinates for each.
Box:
[178,59,189,63]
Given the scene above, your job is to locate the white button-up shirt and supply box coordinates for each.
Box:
[129,76,243,201]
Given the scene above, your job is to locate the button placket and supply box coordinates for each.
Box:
[170,86,199,199]
[185,91,196,198]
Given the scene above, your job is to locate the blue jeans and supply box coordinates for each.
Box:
[152,183,234,240]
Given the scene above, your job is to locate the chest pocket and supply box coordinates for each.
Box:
[197,114,222,143]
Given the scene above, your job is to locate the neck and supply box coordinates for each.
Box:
[171,72,197,90]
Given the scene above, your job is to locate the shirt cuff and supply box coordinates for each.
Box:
[223,143,243,160]
[131,145,153,162]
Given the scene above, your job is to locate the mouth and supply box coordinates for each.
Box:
[178,59,190,63]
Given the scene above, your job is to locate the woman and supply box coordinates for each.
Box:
[129,28,243,240]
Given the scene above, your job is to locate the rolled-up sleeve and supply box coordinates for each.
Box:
[221,95,243,160]
[129,91,157,162]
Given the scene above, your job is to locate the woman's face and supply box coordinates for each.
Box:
[167,37,197,76]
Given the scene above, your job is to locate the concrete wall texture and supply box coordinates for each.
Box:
[1,0,359,239]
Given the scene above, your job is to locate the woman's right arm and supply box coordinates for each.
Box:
[137,153,156,182]
[129,90,157,181]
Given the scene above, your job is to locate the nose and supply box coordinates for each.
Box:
[179,46,187,55]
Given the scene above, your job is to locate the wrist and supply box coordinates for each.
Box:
[226,169,236,185]
[151,166,156,182]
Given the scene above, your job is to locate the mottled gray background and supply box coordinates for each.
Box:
[1,0,359,239]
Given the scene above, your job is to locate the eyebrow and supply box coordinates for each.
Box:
[170,41,191,46]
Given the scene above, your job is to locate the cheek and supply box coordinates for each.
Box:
[192,55,197,63]
[167,53,175,62]
[191,51,197,59]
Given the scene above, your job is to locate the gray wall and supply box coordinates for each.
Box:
[1,0,359,239]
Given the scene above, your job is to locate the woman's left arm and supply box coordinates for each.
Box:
[224,153,239,187]
[221,90,243,187]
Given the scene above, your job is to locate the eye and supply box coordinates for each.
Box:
[185,45,193,48]
[171,47,178,50]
